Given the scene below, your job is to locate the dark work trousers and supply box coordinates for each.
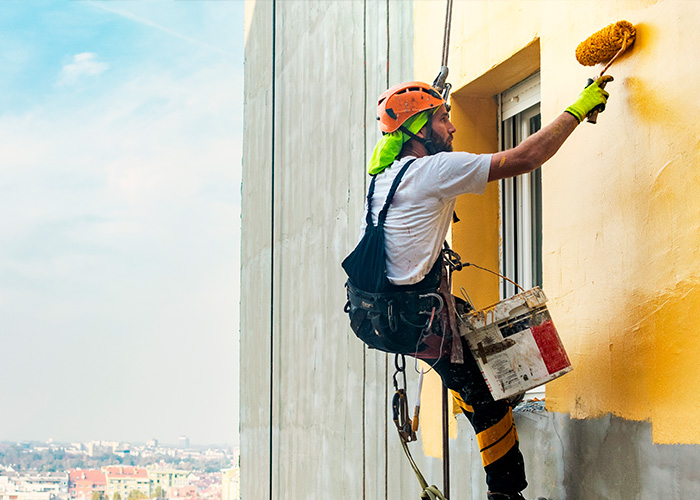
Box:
[418,333,528,495]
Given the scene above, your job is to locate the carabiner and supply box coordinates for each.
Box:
[419,292,444,316]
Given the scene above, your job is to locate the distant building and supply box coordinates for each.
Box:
[68,470,105,500]
[177,437,189,450]
[164,486,195,500]
[146,470,187,495]
[86,443,110,458]
[0,472,68,500]
[219,469,238,500]
[103,467,148,500]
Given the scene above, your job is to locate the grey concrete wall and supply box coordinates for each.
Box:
[241,1,448,499]
[240,0,273,497]
[427,408,700,500]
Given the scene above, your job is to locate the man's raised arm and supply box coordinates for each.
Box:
[488,75,613,182]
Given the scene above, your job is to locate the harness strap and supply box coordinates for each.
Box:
[365,158,416,228]
[364,175,378,226]
[346,281,443,318]
[377,158,416,226]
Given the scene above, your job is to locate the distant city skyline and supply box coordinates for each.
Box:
[0,438,238,472]
[0,436,231,452]
[0,2,243,446]
[0,440,240,500]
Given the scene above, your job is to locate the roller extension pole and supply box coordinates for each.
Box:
[575,20,636,124]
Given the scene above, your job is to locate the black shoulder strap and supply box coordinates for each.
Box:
[377,158,416,226]
[364,176,378,226]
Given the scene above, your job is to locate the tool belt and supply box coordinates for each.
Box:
[344,280,444,354]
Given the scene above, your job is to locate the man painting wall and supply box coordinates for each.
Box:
[343,76,613,500]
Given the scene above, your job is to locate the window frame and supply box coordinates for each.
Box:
[497,72,545,398]
[497,72,542,299]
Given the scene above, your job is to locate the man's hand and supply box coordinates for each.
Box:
[565,75,614,123]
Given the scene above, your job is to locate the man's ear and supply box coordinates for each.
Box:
[416,126,427,139]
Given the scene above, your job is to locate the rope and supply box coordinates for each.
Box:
[440,0,453,68]
[393,355,448,499]
[399,436,448,500]
[463,262,525,293]
[393,6,456,498]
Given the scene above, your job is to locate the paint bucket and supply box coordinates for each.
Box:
[457,287,572,401]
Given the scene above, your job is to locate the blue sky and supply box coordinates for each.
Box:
[0,1,243,447]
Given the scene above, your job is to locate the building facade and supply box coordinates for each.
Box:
[219,469,238,500]
[0,473,68,500]
[103,467,148,500]
[241,1,700,499]
[146,470,188,494]
[68,470,105,500]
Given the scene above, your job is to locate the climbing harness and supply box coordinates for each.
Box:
[344,159,453,355]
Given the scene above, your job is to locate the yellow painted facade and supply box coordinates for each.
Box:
[413,0,700,446]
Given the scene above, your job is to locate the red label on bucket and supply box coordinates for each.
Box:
[530,320,570,374]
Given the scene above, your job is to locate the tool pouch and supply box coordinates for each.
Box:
[344,280,443,354]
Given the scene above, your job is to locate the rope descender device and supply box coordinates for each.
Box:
[392,354,417,443]
[442,247,463,272]
[432,0,454,108]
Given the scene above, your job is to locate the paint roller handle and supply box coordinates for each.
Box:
[566,75,613,125]
[584,75,613,124]
[586,78,608,124]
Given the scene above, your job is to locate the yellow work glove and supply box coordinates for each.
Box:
[565,75,614,123]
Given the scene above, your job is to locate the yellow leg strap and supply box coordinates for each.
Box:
[451,390,473,414]
[476,409,518,467]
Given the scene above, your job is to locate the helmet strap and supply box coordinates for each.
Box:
[400,118,437,155]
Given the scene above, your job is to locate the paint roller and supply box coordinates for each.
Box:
[575,20,636,123]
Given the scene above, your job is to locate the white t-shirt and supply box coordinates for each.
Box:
[360,152,492,285]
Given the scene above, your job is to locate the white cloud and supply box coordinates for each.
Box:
[57,52,109,86]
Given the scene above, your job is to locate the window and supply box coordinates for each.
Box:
[499,72,545,399]
[499,72,542,299]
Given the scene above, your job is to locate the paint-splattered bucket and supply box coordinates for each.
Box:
[457,287,572,401]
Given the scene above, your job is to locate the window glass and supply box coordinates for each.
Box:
[499,72,542,299]
[499,73,545,399]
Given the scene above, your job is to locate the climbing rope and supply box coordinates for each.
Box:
[392,354,448,500]
[393,3,456,498]
[399,437,448,500]
[433,0,454,101]
[440,0,453,69]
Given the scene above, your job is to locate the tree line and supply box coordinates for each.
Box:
[0,444,231,473]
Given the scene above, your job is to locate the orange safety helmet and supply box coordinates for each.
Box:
[377,81,445,133]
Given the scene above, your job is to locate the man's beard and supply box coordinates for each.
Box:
[430,130,453,153]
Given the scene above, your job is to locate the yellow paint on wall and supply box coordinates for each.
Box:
[418,362,458,459]
[418,92,503,459]
[450,95,500,310]
[414,0,700,444]
[417,25,539,459]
